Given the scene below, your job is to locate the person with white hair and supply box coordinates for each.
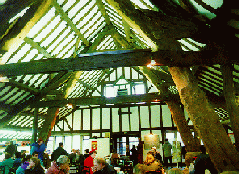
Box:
[46,155,70,174]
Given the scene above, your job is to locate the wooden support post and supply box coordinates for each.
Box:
[38,107,59,142]
[32,108,39,143]
[165,100,200,152]
[221,64,239,151]
[168,66,239,172]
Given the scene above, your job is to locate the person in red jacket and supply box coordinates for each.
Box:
[83,150,97,174]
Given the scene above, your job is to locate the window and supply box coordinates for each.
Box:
[104,81,145,97]
[117,137,126,155]
[129,137,139,155]
[132,83,145,94]
[116,137,139,155]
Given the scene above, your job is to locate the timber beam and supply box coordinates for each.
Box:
[30,93,180,108]
[1,49,238,76]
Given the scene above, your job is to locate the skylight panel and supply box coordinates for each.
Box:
[50,27,71,56]
[46,21,68,53]
[35,74,49,88]
[107,12,122,25]
[57,0,65,6]
[73,1,95,27]
[7,43,31,63]
[84,18,105,38]
[9,7,30,23]
[64,47,75,58]
[77,4,98,30]
[62,0,77,12]
[54,32,76,57]
[189,0,222,19]
[141,0,157,10]
[178,39,200,51]
[57,37,76,58]
[87,22,106,41]
[68,0,88,19]
[130,0,149,9]
[105,39,115,50]
[33,54,44,61]
[0,87,17,101]
[8,91,25,105]
[201,74,223,86]
[187,38,206,48]
[80,8,100,34]
[97,35,111,50]
[21,48,38,62]
[28,7,56,38]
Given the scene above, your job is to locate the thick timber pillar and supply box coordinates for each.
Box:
[221,64,239,151]
[139,66,200,152]
[166,100,200,152]
[168,66,239,172]
[38,107,59,142]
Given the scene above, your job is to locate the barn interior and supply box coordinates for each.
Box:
[0,0,239,172]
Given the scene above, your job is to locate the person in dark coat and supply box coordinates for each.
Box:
[51,142,68,162]
[130,145,138,166]
[94,157,116,174]
[190,145,218,174]
[13,151,22,172]
[5,141,17,158]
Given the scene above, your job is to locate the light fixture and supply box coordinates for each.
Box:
[147,59,156,68]
[66,103,73,109]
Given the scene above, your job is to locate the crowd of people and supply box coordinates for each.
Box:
[0,138,218,174]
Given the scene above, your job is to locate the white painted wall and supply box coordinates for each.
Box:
[89,138,110,158]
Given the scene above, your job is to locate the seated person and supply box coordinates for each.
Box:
[151,147,162,163]
[69,149,77,164]
[46,155,70,174]
[14,152,22,169]
[110,149,119,166]
[94,157,116,174]
[16,154,32,174]
[32,151,44,167]
[143,151,162,172]
[0,152,14,174]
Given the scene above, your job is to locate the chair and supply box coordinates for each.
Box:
[122,161,133,174]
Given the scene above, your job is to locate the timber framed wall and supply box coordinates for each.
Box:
[51,102,193,146]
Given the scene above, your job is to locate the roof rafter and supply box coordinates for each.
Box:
[52,0,89,46]
[24,37,52,58]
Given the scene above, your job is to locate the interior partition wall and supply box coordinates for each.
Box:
[51,103,193,159]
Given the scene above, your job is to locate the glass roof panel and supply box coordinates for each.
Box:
[28,7,56,39]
